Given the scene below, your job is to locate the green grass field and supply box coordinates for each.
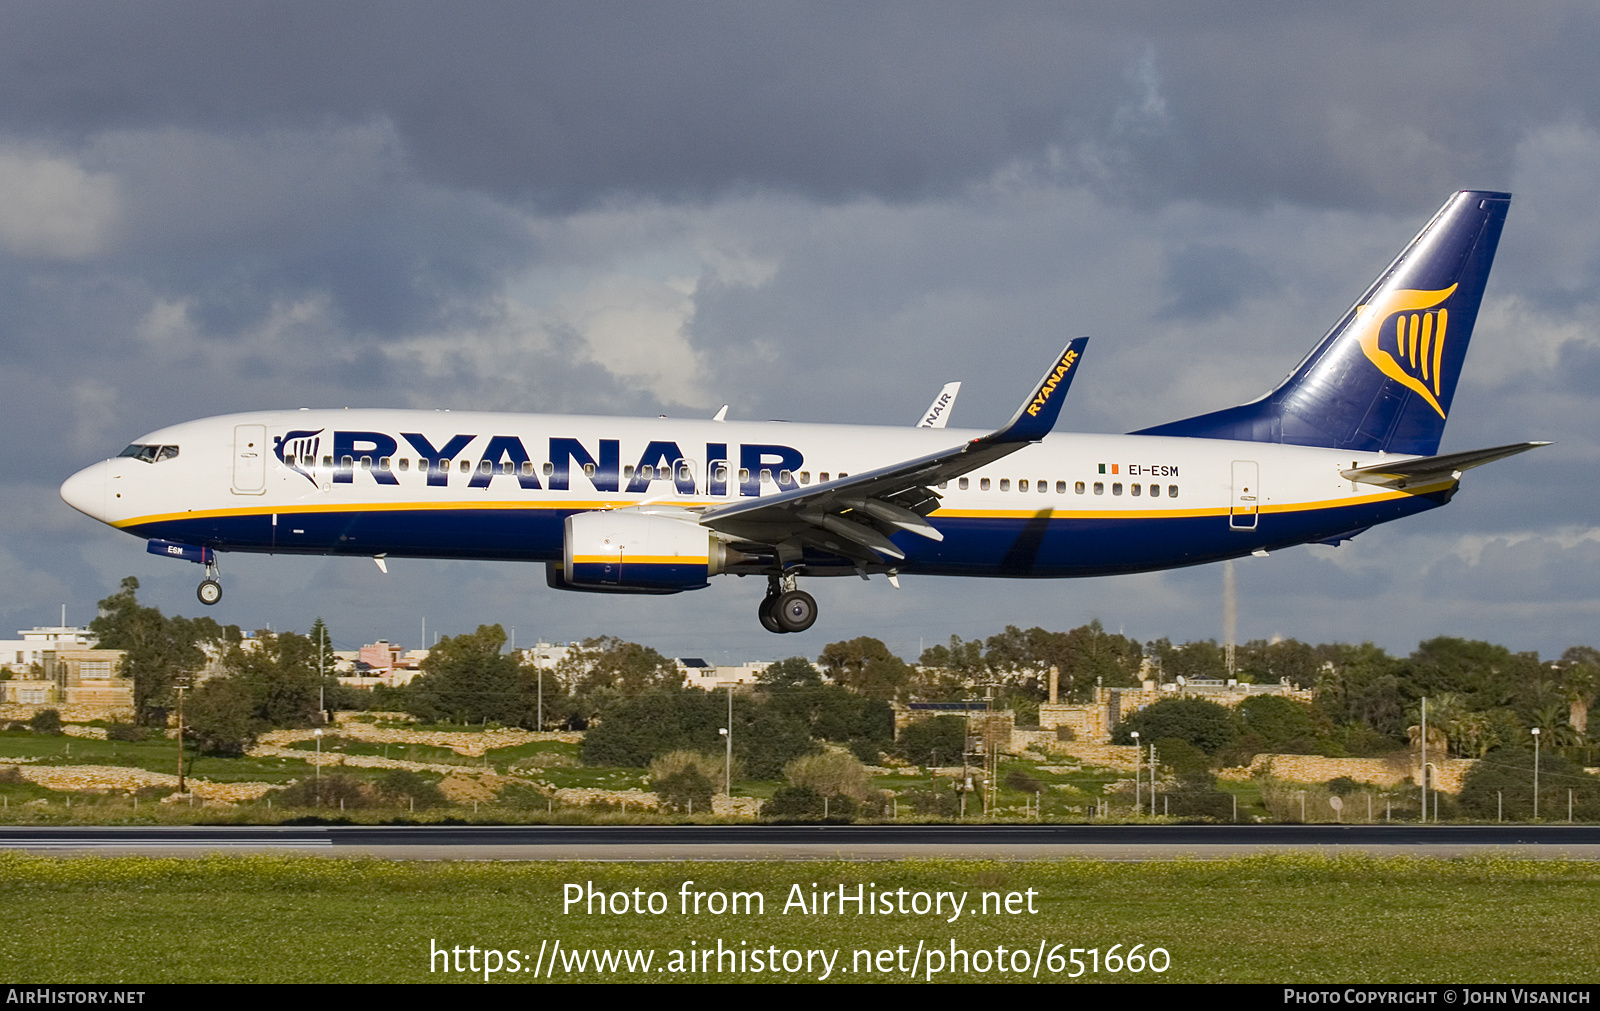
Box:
[0,854,1594,983]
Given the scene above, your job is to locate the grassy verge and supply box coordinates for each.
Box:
[0,854,1594,983]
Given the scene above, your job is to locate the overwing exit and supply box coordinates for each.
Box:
[60,191,1545,633]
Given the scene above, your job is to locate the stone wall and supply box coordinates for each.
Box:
[1239,753,1475,794]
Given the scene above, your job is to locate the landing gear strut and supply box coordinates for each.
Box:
[197,558,222,606]
[758,573,817,634]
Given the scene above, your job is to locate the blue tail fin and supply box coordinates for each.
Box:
[1134,190,1511,456]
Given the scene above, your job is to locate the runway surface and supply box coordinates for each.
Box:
[5,823,1600,860]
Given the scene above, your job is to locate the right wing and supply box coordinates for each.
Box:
[698,338,1088,567]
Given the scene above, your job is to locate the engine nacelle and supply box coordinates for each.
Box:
[563,510,739,592]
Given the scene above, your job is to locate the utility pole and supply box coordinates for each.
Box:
[175,685,187,794]
[1420,696,1427,824]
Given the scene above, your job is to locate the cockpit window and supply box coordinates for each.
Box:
[118,444,179,463]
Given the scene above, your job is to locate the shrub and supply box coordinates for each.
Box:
[648,750,739,790]
[762,785,856,820]
[1152,737,1211,776]
[1112,698,1238,754]
[901,785,960,817]
[763,785,824,818]
[783,751,871,801]
[28,709,62,734]
[275,774,371,809]
[897,715,965,766]
[1003,770,1043,795]
[375,769,447,810]
[651,765,714,815]
[106,722,147,743]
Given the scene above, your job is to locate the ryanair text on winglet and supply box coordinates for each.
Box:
[1026,349,1079,417]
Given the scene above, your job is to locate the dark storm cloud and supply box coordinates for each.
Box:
[3,4,1600,659]
[2,3,1595,212]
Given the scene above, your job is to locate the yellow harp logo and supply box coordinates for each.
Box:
[1355,284,1457,418]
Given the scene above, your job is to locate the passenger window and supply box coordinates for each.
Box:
[999,479,1010,491]
[342,456,355,470]
[1074,481,1084,494]
[739,468,750,482]
[522,461,534,476]
[398,458,409,472]
[1131,483,1141,496]
[778,469,794,486]
[1168,484,1179,498]
[623,465,635,480]
[1112,483,1122,496]
[284,455,297,468]
[818,471,829,482]
[1018,479,1028,492]
[801,471,811,485]
[459,460,471,473]
[543,462,554,477]
[321,456,333,469]
[938,480,948,489]
[980,478,991,491]
[1093,482,1104,495]
[958,477,969,490]
[640,465,654,480]
[712,463,728,482]
[677,461,692,482]
[1149,483,1160,498]
[838,472,848,478]
[1039,480,1048,494]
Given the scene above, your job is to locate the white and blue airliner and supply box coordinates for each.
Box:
[60,191,1543,634]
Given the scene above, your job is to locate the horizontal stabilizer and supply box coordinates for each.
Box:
[1341,441,1550,489]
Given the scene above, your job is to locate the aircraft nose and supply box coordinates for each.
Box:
[60,462,108,521]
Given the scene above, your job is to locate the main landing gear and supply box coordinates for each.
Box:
[758,573,816,634]
[197,558,222,606]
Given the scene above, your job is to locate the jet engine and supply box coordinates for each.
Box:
[559,510,747,592]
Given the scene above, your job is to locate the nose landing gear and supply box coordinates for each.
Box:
[758,573,816,634]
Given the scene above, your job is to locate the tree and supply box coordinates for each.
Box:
[409,625,524,724]
[1112,698,1239,755]
[580,685,816,778]
[554,636,683,721]
[1458,747,1600,820]
[1235,695,1320,753]
[184,675,261,755]
[90,577,211,722]
[223,630,321,728]
[897,714,965,766]
[817,637,912,699]
[758,657,823,688]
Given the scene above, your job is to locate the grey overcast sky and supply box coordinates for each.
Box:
[7,3,1599,662]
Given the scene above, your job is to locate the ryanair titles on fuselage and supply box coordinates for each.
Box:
[271,428,805,497]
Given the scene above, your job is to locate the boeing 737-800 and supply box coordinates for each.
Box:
[60,190,1543,633]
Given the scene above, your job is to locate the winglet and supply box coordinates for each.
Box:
[982,337,1089,445]
[916,382,961,428]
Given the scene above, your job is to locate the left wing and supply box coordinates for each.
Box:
[698,338,1088,566]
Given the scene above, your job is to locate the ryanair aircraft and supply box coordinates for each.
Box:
[60,191,1542,634]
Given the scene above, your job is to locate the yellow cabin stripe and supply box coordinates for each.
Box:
[112,480,1448,531]
[570,555,708,566]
